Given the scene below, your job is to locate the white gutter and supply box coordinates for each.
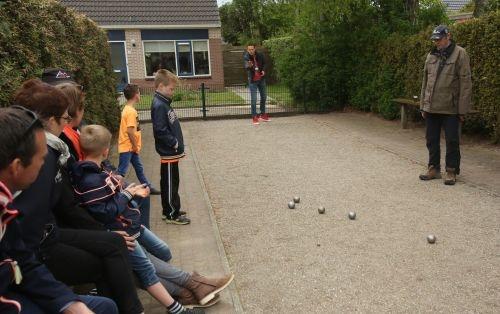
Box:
[101,24,221,29]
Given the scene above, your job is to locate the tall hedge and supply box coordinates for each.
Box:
[0,0,120,131]
[266,4,500,142]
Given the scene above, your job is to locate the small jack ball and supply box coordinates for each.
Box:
[318,206,325,214]
[427,235,436,244]
[288,201,295,209]
[293,196,300,203]
[348,212,356,220]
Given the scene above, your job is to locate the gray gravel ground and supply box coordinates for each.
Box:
[183,113,500,313]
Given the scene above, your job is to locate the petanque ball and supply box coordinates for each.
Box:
[427,235,436,244]
[293,196,300,203]
[318,206,325,214]
[348,212,356,220]
[288,201,295,209]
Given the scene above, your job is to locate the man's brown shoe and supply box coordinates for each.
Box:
[419,165,442,180]
[184,272,234,305]
[176,288,221,308]
[444,167,457,185]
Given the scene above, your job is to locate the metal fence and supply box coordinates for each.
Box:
[128,83,303,122]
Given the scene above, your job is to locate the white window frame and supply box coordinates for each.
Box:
[142,39,211,78]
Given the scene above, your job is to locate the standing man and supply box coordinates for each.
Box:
[419,25,472,185]
[244,44,270,125]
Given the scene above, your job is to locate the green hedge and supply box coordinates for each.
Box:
[0,0,120,131]
[267,6,500,142]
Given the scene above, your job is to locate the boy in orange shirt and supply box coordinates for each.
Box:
[117,84,160,195]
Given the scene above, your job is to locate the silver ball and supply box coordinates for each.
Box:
[293,196,300,203]
[318,206,325,214]
[427,235,436,244]
[288,201,295,209]
[348,211,356,220]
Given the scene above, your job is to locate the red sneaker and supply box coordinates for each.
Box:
[259,113,271,122]
[252,116,260,125]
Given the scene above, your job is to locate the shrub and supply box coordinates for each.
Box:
[0,0,120,131]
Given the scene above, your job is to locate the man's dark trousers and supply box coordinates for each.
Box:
[160,161,181,219]
[425,113,461,174]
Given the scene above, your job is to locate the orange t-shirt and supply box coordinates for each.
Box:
[118,104,142,153]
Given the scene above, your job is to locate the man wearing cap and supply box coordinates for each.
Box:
[419,25,472,185]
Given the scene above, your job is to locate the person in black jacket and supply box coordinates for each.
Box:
[243,44,270,125]
[11,79,144,314]
[151,69,190,225]
[0,106,117,314]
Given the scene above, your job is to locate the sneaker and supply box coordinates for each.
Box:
[444,167,456,185]
[165,216,191,225]
[150,187,161,195]
[162,211,186,220]
[419,165,441,180]
[259,113,271,122]
[252,116,259,125]
[180,308,205,314]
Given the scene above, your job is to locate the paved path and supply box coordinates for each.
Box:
[122,124,242,314]
[181,112,500,313]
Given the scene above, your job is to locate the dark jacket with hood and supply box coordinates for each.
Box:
[71,161,142,239]
[150,92,185,160]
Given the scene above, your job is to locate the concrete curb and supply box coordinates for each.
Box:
[189,143,245,314]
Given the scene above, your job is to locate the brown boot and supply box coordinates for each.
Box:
[419,165,441,180]
[444,167,456,185]
[184,272,234,305]
[177,288,221,309]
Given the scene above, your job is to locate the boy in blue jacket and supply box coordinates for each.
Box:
[72,124,202,314]
[150,69,190,225]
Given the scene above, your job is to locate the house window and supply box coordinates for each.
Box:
[144,42,176,76]
[143,40,211,77]
[176,42,193,76]
[193,41,209,75]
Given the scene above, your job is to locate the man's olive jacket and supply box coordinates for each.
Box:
[420,42,472,115]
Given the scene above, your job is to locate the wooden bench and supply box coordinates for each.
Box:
[392,97,479,129]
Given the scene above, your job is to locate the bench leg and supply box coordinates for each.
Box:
[401,104,409,129]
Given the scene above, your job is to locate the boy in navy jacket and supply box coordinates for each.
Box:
[150,69,190,225]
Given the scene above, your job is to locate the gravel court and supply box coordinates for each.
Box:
[182,114,499,313]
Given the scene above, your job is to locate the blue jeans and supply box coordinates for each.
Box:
[147,252,191,296]
[117,152,150,185]
[249,79,267,117]
[129,227,172,287]
[8,293,118,314]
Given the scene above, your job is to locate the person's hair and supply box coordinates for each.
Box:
[154,69,179,89]
[55,83,85,118]
[123,84,140,100]
[14,79,69,121]
[0,107,44,169]
[247,43,257,48]
[80,125,112,157]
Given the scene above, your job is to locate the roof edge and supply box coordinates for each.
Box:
[101,24,221,30]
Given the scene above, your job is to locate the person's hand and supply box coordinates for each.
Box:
[113,230,136,251]
[246,61,254,68]
[135,184,150,198]
[261,70,265,76]
[132,146,139,153]
[63,301,94,314]
[125,183,142,196]
[421,111,427,119]
[113,174,124,186]
[458,115,465,122]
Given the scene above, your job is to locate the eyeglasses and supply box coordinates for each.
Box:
[57,115,73,123]
[10,105,43,136]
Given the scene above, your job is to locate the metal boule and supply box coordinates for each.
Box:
[348,211,356,220]
[318,206,325,214]
[427,235,436,244]
[288,201,295,209]
[293,196,300,203]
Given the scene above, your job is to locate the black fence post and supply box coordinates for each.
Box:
[200,83,207,120]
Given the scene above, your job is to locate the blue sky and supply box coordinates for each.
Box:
[217,0,231,6]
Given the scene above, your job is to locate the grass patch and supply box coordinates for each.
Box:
[135,88,245,110]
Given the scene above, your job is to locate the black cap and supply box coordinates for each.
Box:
[41,68,76,86]
[430,25,449,40]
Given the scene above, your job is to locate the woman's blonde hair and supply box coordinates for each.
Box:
[56,83,85,118]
